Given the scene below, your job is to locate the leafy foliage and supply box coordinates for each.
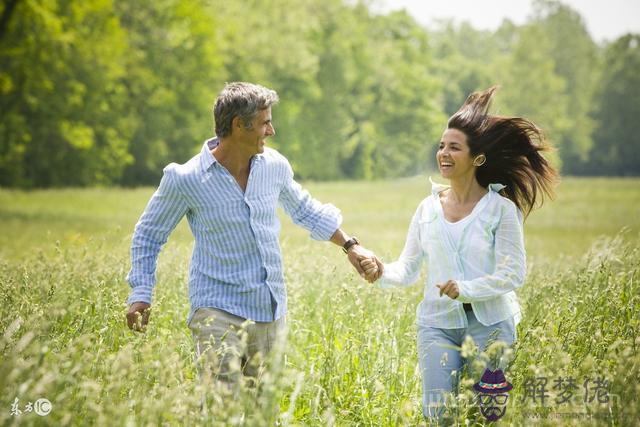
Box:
[0,0,637,187]
[589,34,640,175]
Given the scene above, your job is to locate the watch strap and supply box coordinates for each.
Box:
[342,237,359,254]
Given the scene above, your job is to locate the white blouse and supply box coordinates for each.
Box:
[380,180,526,328]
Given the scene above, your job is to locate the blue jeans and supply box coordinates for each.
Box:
[417,311,517,420]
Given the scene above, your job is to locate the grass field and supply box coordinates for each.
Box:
[1,176,639,426]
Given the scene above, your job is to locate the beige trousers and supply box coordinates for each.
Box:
[189,307,286,391]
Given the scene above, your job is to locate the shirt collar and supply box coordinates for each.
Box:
[429,176,506,196]
[199,137,219,172]
[429,176,449,197]
[487,183,506,192]
[199,137,265,173]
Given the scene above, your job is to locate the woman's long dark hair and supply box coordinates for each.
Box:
[447,86,558,218]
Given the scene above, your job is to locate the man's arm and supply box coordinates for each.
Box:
[277,160,381,282]
[277,165,342,241]
[126,165,188,331]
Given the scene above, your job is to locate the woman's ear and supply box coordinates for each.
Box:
[473,154,486,167]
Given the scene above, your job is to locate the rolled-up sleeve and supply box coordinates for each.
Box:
[126,164,188,304]
[456,204,526,302]
[278,161,342,241]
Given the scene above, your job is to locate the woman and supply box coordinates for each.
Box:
[361,86,557,420]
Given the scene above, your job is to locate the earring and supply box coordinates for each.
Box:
[473,155,486,167]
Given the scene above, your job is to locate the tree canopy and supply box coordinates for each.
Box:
[0,0,637,187]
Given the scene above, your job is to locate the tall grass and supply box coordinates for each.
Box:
[0,177,638,425]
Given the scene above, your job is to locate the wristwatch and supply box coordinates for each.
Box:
[342,237,360,254]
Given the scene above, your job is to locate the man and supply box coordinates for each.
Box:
[125,82,381,391]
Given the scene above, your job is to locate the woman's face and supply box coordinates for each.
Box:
[436,128,475,180]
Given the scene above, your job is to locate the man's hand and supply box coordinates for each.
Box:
[126,301,151,332]
[347,245,383,283]
[436,280,459,299]
[359,257,382,283]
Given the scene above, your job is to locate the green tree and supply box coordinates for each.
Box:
[115,0,224,185]
[212,1,443,180]
[206,0,328,178]
[430,21,508,116]
[0,0,132,187]
[531,0,600,173]
[286,4,443,180]
[491,23,569,170]
[589,34,640,175]
[367,10,444,178]
[5,0,628,187]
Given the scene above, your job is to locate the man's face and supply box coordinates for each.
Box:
[239,107,275,155]
[477,393,509,421]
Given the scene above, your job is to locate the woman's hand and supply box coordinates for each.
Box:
[436,280,459,299]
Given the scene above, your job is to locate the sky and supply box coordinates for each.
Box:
[373,0,640,43]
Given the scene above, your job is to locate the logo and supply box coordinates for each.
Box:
[474,369,512,421]
[33,398,52,416]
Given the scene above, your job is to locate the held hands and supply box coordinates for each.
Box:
[436,279,459,299]
[347,245,384,283]
[126,301,151,332]
[359,257,381,283]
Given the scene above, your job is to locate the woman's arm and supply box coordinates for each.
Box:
[377,203,426,288]
[455,203,526,302]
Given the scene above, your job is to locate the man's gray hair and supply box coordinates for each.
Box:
[214,82,279,138]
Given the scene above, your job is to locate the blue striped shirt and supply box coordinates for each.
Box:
[126,138,342,323]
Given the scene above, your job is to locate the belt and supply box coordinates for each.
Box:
[463,303,473,312]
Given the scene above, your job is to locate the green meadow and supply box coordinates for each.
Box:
[1,177,639,425]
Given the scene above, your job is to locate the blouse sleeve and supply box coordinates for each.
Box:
[456,202,526,302]
[378,202,425,288]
